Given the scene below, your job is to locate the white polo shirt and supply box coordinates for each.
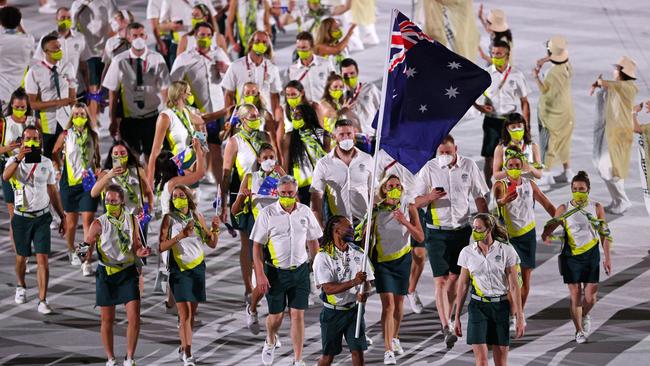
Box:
[146,0,164,20]
[313,244,375,305]
[171,47,230,113]
[221,54,283,109]
[287,56,334,102]
[102,48,170,118]
[457,241,520,297]
[34,31,86,79]
[5,155,57,212]
[0,30,35,104]
[102,35,129,65]
[24,60,77,135]
[311,148,373,222]
[250,201,323,269]
[348,82,381,137]
[71,0,117,59]
[482,64,528,117]
[416,155,489,228]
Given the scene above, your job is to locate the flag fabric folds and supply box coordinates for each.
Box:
[374,10,491,174]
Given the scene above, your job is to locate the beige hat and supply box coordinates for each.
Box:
[616,56,637,78]
[487,9,508,33]
[548,36,569,62]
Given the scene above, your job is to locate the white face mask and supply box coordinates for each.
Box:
[437,154,454,167]
[260,159,276,172]
[110,19,120,33]
[131,37,147,51]
[338,138,354,151]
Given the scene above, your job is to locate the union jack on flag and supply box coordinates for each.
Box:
[374,10,491,174]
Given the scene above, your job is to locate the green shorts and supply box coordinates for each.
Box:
[320,306,367,356]
[170,260,207,303]
[425,226,471,277]
[86,57,105,87]
[410,209,427,248]
[510,228,537,269]
[265,262,310,314]
[481,116,505,157]
[12,212,52,257]
[373,253,412,295]
[96,265,140,307]
[60,168,99,212]
[559,245,600,284]
[467,299,511,346]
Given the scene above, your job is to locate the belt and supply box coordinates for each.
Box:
[13,208,50,218]
[426,223,468,231]
[471,294,508,303]
[323,302,357,311]
[265,261,307,271]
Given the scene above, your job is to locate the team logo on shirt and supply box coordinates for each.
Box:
[461,173,469,182]
[353,256,361,264]
[300,218,307,227]
[359,164,366,171]
[319,72,325,79]
[495,254,502,262]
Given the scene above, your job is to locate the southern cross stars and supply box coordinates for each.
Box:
[405,66,417,78]
[447,61,461,70]
[445,86,459,99]
[419,104,428,113]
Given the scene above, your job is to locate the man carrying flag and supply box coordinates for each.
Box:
[354,9,491,355]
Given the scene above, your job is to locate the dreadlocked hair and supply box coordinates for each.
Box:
[321,215,347,256]
[473,213,509,243]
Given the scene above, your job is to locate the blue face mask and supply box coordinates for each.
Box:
[342,228,355,243]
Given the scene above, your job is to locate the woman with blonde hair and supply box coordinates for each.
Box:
[159,184,220,366]
[318,72,358,133]
[52,102,101,274]
[147,81,206,186]
[314,17,356,71]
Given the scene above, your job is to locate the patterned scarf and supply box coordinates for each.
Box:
[238,128,265,155]
[115,169,139,206]
[298,129,326,166]
[75,128,90,168]
[173,210,209,244]
[244,0,257,46]
[106,211,131,255]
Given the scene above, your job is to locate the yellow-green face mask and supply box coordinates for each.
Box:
[58,19,72,31]
[279,196,296,208]
[50,49,63,61]
[105,203,122,216]
[12,109,26,118]
[191,18,202,30]
[344,76,358,89]
[186,94,195,106]
[492,56,507,68]
[329,89,343,100]
[292,118,305,130]
[197,36,212,49]
[472,230,487,242]
[506,168,522,180]
[173,197,188,209]
[331,29,343,40]
[297,50,312,60]
[508,128,524,141]
[243,95,258,105]
[252,42,268,55]
[113,155,129,167]
[287,96,302,108]
[72,116,88,127]
[572,191,589,205]
[24,140,40,148]
[387,188,402,200]
[246,118,261,130]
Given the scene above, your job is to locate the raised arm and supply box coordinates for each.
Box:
[531,181,556,216]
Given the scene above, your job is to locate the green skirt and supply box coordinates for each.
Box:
[95,265,140,307]
[169,260,206,303]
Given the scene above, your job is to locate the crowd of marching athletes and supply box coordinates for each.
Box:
[0,1,646,366]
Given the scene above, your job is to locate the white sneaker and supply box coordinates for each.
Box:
[384,350,396,365]
[365,335,373,346]
[123,358,136,366]
[15,286,26,304]
[291,360,306,366]
[106,359,117,366]
[553,170,572,183]
[407,291,424,314]
[608,201,631,215]
[70,252,82,266]
[82,262,94,277]
[582,314,592,335]
[38,2,58,14]
[575,330,587,344]
[391,338,404,355]
[443,325,457,348]
[246,304,260,335]
[261,338,277,366]
[183,355,196,366]
[38,300,53,314]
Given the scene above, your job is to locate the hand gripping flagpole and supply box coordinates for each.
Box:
[355,8,399,338]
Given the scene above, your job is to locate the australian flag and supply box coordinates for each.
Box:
[170,148,188,176]
[374,10,491,174]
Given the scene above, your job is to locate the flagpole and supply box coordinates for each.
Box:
[355,8,399,338]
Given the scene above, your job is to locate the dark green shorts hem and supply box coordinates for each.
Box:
[466,300,511,346]
[12,213,52,257]
[320,306,367,356]
[265,262,310,314]
[425,226,471,277]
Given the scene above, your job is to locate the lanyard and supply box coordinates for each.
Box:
[349,83,363,104]
[497,66,512,91]
[245,56,268,83]
[25,163,39,185]
[298,62,313,82]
